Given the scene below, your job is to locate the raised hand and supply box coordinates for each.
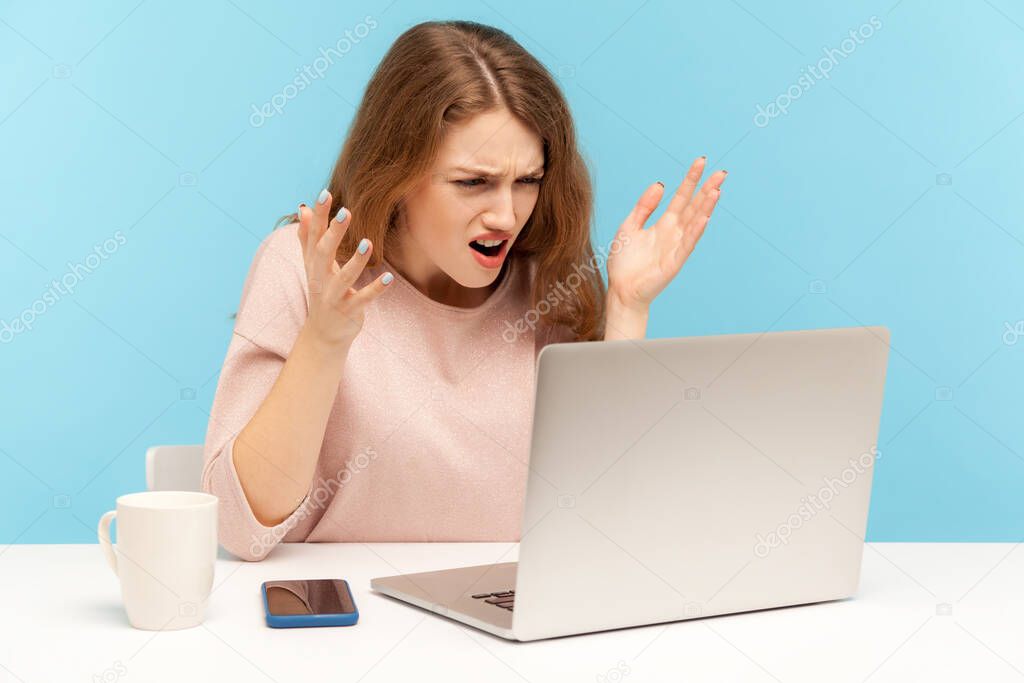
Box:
[296,189,393,350]
[606,157,726,313]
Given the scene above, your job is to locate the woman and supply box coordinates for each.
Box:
[202,20,725,561]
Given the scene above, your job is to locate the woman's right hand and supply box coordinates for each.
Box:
[296,189,393,350]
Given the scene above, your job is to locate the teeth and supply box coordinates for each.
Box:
[473,239,504,247]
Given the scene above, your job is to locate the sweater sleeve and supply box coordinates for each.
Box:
[201,225,317,562]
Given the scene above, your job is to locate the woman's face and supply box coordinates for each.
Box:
[394,108,544,298]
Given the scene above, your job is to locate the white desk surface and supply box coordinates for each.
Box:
[1,542,1021,682]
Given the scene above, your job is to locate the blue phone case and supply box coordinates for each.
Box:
[262,579,359,628]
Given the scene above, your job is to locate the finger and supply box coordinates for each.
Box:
[679,171,726,227]
[314,187,331,221]
[307,188,331,256]
[676,174,725,263]
[698,184,722,219]
[665,156,707,216]
[348,270,395,309]
[334,236,373,292]
[622,181,665,232]
[707,169,728,192]
[689,183,720,223]
[313,207,350,280]
[680,190,718,257]
[676,214,710,262]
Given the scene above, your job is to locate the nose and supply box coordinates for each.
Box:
[483,185,517,232]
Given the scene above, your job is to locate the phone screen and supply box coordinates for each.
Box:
[264,579,355,616]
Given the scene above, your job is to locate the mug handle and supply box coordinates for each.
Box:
[97,510,119,575]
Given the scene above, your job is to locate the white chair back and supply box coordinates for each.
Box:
[145,444,205,492]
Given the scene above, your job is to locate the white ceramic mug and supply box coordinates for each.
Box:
[97,491,218,630]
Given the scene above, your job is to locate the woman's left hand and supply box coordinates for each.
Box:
[606,157,727,319]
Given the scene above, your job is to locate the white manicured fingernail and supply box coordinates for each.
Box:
[317,188,329,204]
[382,272,394,285]
[357,238,370,255]
[334,208,348,223]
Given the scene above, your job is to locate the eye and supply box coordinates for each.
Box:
[455,178,486,188]
[519,176,543,185]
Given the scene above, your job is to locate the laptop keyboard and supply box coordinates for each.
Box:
[471,590,515,611]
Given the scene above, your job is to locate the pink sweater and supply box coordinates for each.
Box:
[202,224,573,561]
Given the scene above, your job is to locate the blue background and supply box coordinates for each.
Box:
[2,0,1022,543]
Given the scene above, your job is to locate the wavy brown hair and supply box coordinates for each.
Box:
[277,20,605,341]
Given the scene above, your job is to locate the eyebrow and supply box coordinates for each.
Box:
[449,164,545,177]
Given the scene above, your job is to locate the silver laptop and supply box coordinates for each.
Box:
[371,326,891,641]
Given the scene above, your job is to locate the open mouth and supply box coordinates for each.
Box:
[469,239,506,258]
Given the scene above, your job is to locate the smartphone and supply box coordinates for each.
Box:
[261,579,359,628]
